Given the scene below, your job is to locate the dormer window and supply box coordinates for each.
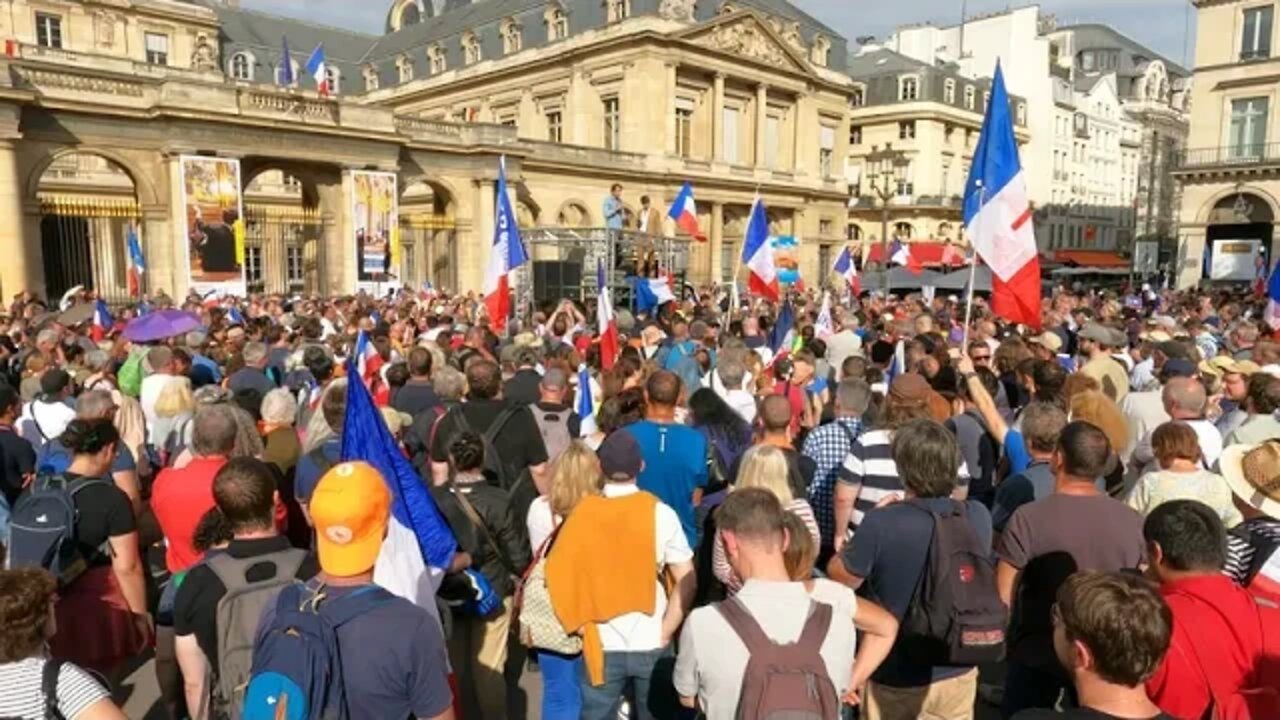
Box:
[851,85,865,107]
[502,19,522,54]
[964,85,976,110]
[397,55,414,83]
[606,0,630,23]
[462,32,482,65]
[230,52,253,81]
[811,35,830,67]
[546,5,569,41]
[899,76,918,101]
[363,65,380,91]
[428,45,447,74]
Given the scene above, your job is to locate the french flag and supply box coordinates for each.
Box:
[576,363,597,438]
[890,239,924,274]
[305,44,328,97]
[355,329,383,382]
[91,299,112,342]
[633,276,676,314]
[483,157,528,335]
[667,182,705,241]
[963,63,1042,329]
[596,260,619,370]
[126,226,145,298]
[814,291,834,339]
[833,246,861,296]
[1266,258,1280,330]
[226,306,245,326]
[742,197,779,301]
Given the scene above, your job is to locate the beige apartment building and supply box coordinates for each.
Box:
[0,0,853,303]
[1175,0,1279,288]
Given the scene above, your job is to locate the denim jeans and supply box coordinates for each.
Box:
[539,650,583,720]
[579,647,676,720]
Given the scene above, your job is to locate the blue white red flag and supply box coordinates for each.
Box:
[355,329,383,381]
[226,306,245,326]
[305,44,328,96]
[596,260,619,370]
[667,182,705,241]
[341,361,455,615]
[963,63,1041,329]
[632,276,675,314]
[92,299,112,342]
[833,246,860,295]
[576,363,597,437]
[1266,259,1280,330]
[126,226,146,298]
[742,197,779,301]
[483,157,528,334]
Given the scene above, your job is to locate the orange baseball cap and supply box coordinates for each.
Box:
[309,461,391,577]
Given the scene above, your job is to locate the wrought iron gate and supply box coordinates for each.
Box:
[400,214,457,292]
[38,195,141,304]
[243,205,322,294]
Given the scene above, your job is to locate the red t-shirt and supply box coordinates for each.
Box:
[151,456,227,574]
[1146,574,1280,719]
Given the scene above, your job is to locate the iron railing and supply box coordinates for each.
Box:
[1177,143,1280,169]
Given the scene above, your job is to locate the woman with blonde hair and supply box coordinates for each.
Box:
[526,440,604,550]
[152,376,195,465]
[711,444,821,593]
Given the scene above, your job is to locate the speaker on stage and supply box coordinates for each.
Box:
[532,260,582,306]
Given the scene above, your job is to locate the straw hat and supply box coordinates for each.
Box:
[1219,442,1280,520]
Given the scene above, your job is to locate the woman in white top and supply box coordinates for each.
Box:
[151,376,195,464]
[713,445,822,593]
[1127,421,1243,527]
[526,440,605,551]
[0,568,126,720]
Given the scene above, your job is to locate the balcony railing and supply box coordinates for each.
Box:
[1176,143,1280,170]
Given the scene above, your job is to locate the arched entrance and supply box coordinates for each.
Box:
[1205,189,1274,282]
[400,179,457,291]
[36,152,140,303]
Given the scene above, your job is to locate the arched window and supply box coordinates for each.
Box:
[462,32,482,65]
[502,19,522,54]
[893,221,914,239]
[606,0,630,23]
[401,3,421,27]
[546,5,569,41]
[324,66,340,95]
[811,35,831,67]
[428,45,447,73]
[397,55,414,82]
[364,65,380,91]
[230,52,252,81]
[938,222,954,240]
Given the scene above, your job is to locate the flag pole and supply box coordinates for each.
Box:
[961,180,984,350]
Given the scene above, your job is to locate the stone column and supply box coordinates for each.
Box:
[315,174,348,294]
[0,100,36,297]
[665,62,678,156]
[465,179,496,296]
[263,213,288,294]
[712,72,726,162]
[709,201,725,283]
[140,205,172,298]
[755,83,768,168]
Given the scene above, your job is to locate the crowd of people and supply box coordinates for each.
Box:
[0,280,1277,720]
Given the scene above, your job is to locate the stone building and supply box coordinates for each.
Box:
[0,0,854,302]
[1174,0,1279,289]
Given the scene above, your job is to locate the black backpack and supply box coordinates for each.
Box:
[452,407,519,491]
[5,473,111,587]
[899,499,1006,666]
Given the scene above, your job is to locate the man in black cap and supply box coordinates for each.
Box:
[16,369,76,455]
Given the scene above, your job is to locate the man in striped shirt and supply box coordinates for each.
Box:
[1220,442,1280,598]
[833,374,969,552]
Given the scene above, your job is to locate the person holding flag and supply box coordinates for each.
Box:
[91,299,113,342]
[833,245,861,297]
[483,157,528,335]
[963,62,1041,329]
[596,260,619,370]
[742,197,779,301]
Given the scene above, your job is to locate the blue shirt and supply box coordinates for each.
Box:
[192,354,222,383]
[37,440,135,476]
[294,437,342,504]
[603,196,625,230]
[627,421,708,546]
[1004,429,1032,476]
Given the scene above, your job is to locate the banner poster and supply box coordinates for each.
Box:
[352,171,401,293]
[180,156,245,297]
[1209,239,1262,282]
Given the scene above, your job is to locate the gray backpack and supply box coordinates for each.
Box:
[206,549,308,720]
[530,404,573,465]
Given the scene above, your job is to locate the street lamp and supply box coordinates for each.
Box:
[866,143,910,294]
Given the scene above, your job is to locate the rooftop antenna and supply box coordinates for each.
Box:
[959,0,967,58]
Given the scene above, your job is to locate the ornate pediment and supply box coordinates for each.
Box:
[679,12,813,75]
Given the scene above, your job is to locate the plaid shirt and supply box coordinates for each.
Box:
[801,416,863,548]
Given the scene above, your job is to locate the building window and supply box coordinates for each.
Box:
[547,6,569,40]
[604,97,621,150]
[1242,5,1273,60]
[230,52,253,81]
[720,241,736,282]
[765,115,780,169]
[964,85,976,110]
[400,3,422,28]
[606,0,630,23]
[277,60,298,86]
[983,91,991,111]
[850,125,862,145]
[502,19,522,54]
[944,78,956,104]
[35,13,62,49]
[428,45,446,73]
[675,102,694,158]
[1017,103,1026,125]
[851,86,865,107]
[1230,96,1269,158]
[546,110,563,143]
[324,66,340,95]
[144,32,169,65]
[899,76,918,101]
[398,56,415,82]
[286,245,304,290]
[819,125,835,177]
[245,246,263,290]
[894,221,914,238]
[811,35,831,67]
[462,33,482,65]
[899,120,916,140]
[364,66,380,91]
[819,220,834,237]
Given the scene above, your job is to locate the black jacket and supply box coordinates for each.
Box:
[432,479,531,597]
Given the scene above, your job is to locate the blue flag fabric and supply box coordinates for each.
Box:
[497,159,528,270]
[769,300,794,354]
[341,361,455,569]
[279,36,294,86]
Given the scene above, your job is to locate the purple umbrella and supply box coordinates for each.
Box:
[122,309,202,343]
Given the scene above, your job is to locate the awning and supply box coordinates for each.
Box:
[863,242,968,267]
[1052,250,1130,269]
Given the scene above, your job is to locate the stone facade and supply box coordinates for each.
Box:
[0,0,855,302]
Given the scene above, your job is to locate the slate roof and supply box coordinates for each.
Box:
[1056,23,1189,77]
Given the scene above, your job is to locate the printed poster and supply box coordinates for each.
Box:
[352,171,401,293]
[1209,239,1262,282]
[180,156,245,297]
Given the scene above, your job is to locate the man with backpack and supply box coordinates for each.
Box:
[1141,500,1280,719]
[674,487,856,720]
[530,368,579,470]
[173,457,316,719]
[243,461,454,720]
[996,421,1146,718]
[16,369,75,455]
[827,419,998,720]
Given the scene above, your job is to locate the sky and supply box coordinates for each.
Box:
[238,0,1196,68]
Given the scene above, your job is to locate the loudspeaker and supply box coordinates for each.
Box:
[533,260,582,305]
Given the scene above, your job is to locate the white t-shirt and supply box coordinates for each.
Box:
[526,495,558,552]
[17,400,76,454]
[673,579,858,720]
[140,373,179,443]
[597,483,693,652]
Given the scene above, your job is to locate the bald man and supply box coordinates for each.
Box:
[1132,376,1224,472]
